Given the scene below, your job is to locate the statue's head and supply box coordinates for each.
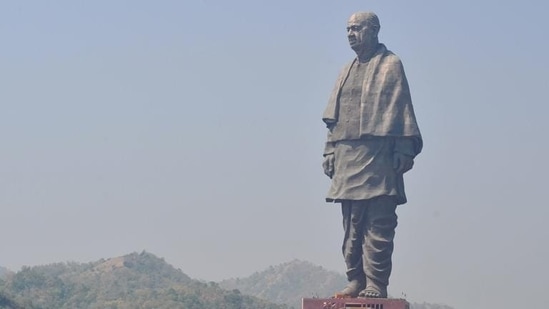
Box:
[347,12,380,53]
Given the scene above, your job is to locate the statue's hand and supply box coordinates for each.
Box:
[322,154,335,178]
[393,152,414,174]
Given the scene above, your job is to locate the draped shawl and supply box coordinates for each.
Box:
[323,44,422,153]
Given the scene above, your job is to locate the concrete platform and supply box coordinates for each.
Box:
[302,297,409,309]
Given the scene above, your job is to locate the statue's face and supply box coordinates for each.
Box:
[347,14,377,53]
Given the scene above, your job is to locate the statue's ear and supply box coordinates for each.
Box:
[372,25,380,37]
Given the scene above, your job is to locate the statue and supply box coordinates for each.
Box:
[322,12,422,298]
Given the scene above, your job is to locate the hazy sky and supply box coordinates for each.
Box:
[1,1,548,308]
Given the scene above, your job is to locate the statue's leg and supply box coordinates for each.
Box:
[360,196,398,298]
[339,200,367,297]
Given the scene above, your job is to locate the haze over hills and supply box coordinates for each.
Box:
[220,259,346,308]
[1,253,454,309]
[0,268,11,280]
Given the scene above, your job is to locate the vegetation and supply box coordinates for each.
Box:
[0,251,287,309]
[0,292,27,309]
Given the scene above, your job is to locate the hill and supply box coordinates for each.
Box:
[219,260,454,309]
[220,259,347,309]
[0,254,454,309]
[0,251,287,309]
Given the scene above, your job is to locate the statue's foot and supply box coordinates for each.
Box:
[358,285,387,298]
[336,279,366,298]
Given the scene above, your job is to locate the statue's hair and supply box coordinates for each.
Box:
[350,11,380,32]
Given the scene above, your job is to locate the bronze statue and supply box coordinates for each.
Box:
[322,12,422,298]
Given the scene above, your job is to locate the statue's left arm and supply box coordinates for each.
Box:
[393,137,421,174]
[381,52,422,174]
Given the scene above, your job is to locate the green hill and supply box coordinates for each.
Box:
[220,259,347,309]
[0,252,287,309]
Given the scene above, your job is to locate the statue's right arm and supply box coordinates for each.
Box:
[322,131,335,178]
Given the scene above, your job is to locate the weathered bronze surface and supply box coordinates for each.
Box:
[322,12,422,298]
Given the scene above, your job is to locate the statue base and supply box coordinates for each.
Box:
[302,297,409,309]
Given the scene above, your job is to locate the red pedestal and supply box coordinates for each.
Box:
[302,297,409,309]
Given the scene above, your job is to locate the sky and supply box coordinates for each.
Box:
[1,0,548,308]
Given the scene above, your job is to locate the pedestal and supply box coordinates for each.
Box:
[302,297,409,309]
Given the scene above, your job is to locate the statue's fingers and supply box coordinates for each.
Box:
[402,160,413,173]
[406,160,414,172]
[322,158,330,170]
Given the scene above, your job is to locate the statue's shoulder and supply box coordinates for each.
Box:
[378,47,406,75]
[341,59,354,71]
[334,60,354,79]
[380,47,403,67]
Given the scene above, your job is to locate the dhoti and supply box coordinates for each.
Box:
[341,196,397,294]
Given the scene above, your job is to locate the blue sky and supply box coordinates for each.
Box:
[1,1,548,308]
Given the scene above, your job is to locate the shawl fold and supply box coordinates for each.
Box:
[323,44,422,153]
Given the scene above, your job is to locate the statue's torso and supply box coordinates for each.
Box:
[329,60,364,142]
[326,60,405,203]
